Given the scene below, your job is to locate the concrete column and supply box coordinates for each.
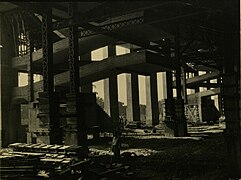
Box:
[222,30,241,177]
[126,73,140,122]
[80,53,92,93]
[145,73,159,126]
[165,71,175,117]
[174,29,187,137]
[0,14,22,147]
[194,71,199,93]
[103,45,119,126]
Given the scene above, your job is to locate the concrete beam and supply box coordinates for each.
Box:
[172,71,220,87]
[13,51,175,101]
[11,34,117,71]
[187,88,221,105]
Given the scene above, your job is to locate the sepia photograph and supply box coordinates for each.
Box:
[0,1,239,179]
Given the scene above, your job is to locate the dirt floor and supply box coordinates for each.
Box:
[88,124,229,180]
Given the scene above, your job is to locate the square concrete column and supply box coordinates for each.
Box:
[103,45,119,127]
[126,73,140,122]
[163,71,176,136]
[174,29,187,137]
[145,73,159,126]
[0,15,22,147]
[80,52,92,93]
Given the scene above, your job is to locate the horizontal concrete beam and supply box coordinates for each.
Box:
[12,34,117,71]
[13,51,173,101]
[174,82,219,89]
[187,88,220,105]
[173,71,220,87]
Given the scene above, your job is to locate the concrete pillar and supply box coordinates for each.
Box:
[194,71,199,93]
[80,52,92,93]
[222,29,241,177]
[0,14,22,147]
[174,29,187,137]
[165,71,175,117]
[163,71,176,136]
[126,73,140,122]
[145,73,159,126]
[103,45,119,126]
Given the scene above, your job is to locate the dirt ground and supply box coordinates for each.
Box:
[89,124,229,180]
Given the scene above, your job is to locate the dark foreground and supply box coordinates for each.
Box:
[0,125,228,180]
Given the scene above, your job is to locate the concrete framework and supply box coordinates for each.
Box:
[0,1,239,177]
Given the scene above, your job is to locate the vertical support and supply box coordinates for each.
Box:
[181,66,187,104]
[217,76,224,115]
[145,73,159,126]
[174,26,187,137]
[0,13,22,147]
[103,45,119,125]
[162,39,176,136]
[126,73,140,122]
[103,44,120,162]
[42,8,53,94]
[126,45,140,123]
[223,28,241,177]
[80,53,92,93]
[165,71,175,117]
[194,71,199,93]
[66,2,87,147]
[39,8,61,144]
[28,32,34,102]
[163,39,174,117]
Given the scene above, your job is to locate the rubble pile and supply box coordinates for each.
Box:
[0,143,134,179]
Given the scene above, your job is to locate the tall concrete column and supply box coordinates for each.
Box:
[0,14,22,147]
[222,28,241,177]
[103,45,119,126]
[126,73,140,122]
[174,27,187,137]
[145,73,159,126]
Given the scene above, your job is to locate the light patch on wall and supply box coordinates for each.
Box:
[18,72,28,87]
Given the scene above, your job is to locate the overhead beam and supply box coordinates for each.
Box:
[12,51,174,101]
[172,71,220,87]
[187,88,221,105]
[52,1,193,30]
[11,35,117,71]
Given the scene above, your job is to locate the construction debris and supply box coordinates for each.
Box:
[0,143,134,179]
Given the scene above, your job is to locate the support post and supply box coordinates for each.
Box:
[162,39,176,136]
[103,45,119,125]
[28,32,34,102]
[37,8,61,144]
[65,2,87,147]
[0,13,22,147]
[126,45,140,125]
[223,28,241,177]
[80,53,92,93]
[145,73,159,126]
[174,26,187,137]
[126,72,140,122]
